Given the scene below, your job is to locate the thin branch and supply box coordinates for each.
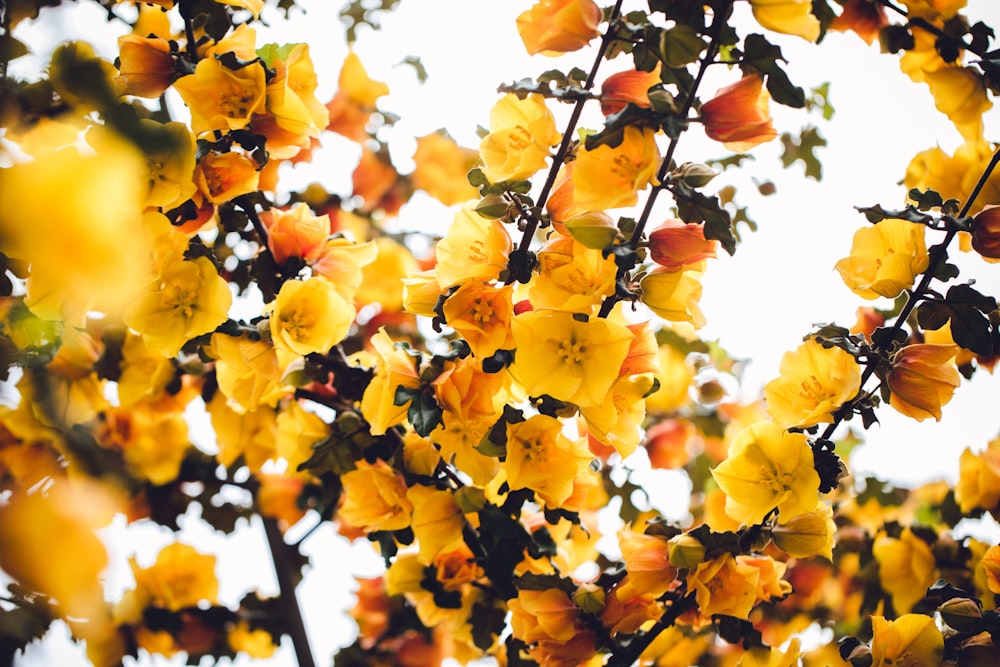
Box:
[263,517,316,667]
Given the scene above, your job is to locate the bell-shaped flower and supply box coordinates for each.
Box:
[640,263,707,328]
[711,421,820,525]
[516,0,602,56]
[886,343,961,421]
[326,51,389,141]
[209,333,292,413]
[435,202,512,289]
[687,553,760,620]
[479,93,559,183]
[174,55,266,135]
[700,74,777,152]
[870,614,944,667]
[956,436,1000,513]
[749,0,821,42]
[834,218,929,300]
[572,126,659,210]
[600,66,661,116]
[442,279,516,359]
[193,151,260,206]
[873,528,937,614]
[116,34,175,98]
[411,132,479,206]
[262,202,330,265]
[338,459,413,533]
[647,219,718,269]
[269,276,355,359]
[504,414,595,508]
[829,0,889,44]
[926,66,993,141]
[764,338,862,428]
[972,205,1000,261]
[360,327,421,435]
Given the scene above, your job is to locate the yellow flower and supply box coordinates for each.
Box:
[207,392,278,471]
[128,542,219,612]
[834,218,929,300]
[411,131,480,206]
[645,343,695,413]
[269,276,355,359]
[125,256,232,358]
[980,544,1000,594]
[260,42,328,142]
[193,151,261,206]
[516,0,603,56]
[479,93,559,183]
[407,484,465,564]
[711,421,820,524]
[739,638,803,667]
[509,588,584,644]
[870,614,944,667]
[872,528,937,614]
[771,503,837,560]
[338,459,413,532]
[900,0,966,21]
[688,553,760,619]
[326,51,389,141]
[572,126,659,211]
[886,343,961,421]
[442,279,516,359]
[764,338,862,428]
[580,374,656,458]
[504,414,595,508]
[956,436,1000,513]
[749,0,821,41]
[116,33,175,98]
[360,328,421,435]
[173,54,267,135]
[97,402,190,485]
[135,120,197,211]
[116,331,175,407]
[275,400,329,473]
[529,233,617,314]
[925,66,993,141]
[510,309,634,407]
[640,263,707,328]
[435,202,512,289]
[209,332,292,412]
[228,620,276,659]
[355,237,418,312]
[616,528,676,599]
[262,202,330,265]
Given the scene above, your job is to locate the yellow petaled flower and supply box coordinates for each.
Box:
[411,132,479,206]
[312,238,379,302]
[771,503,837,560]
[905,137,1000,216]
[572,126,659,211]
[688,553,760,619]
[645,344,695,413]
[510,309,634,407]
[640,263,707,328]
[956,436,1000,513]
[600,67,661,116]
[886,343,961,421]
[209,333,292,413]
[338,459,413,532]
[616,528,675,599]
[355,237,418,312]
[738,638,803,667]
[479,93,559,183]
[925,66,993,141]
[263,202,330,265]
[127,542,219,612]
[435,202,512,289]
[228,620,276,659]
[269,276,355,359]
[275,400,329,473]
[407,485,465,564]
[326,51,389,141]
[173,55,266,135]
[133,120,197,211]
[97,403,190,485]
[125,256,232,358]
[580,374,656,458]
[870,614,944,667]
[193,151,261,206]
[749,0,821,41]
[117,331,175,407]
[260,43,328,140]
[711,421,820,525]
[900,0,967,21]
[764,338,862,428]
[516,0,603,56]
[504,414,595,508]
[360,328,421,435]
[442,279,516,359]
[980,544,1000,594]
[648,219,718,269]
[509,588,584,644]
[207,392,278,471]
[529,234,617,314]
[873,528,937,614]
[834,218,929,300]
[116,34,175,98]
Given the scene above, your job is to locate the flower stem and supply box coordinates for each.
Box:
[263,516,316,667]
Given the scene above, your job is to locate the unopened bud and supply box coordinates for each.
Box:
[939,597,984,633]
[572,582,605,613]
[675,162,718,188]
[475,194,510,219]
[667,533,705,569]
[454,486,485,514]
[771,511,834,560]
[972,205,1000,261]
[564,212,619,250]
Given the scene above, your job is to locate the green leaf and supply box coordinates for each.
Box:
[740,34,805,108]
[949,304,994,357]
[405,390,442,437]
[471,602,507,651]
[779,126,826,180]
[947,284,998,313]
[916,301,951,331]
[673,186,736,255]
[909,188,944,211]
[659,23,705,67]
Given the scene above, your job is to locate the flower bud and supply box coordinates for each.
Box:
[667,533,705,569]
[886,344,961,422]
[675,162,718,188]
[844,642,873,667]
[572,582,605,613]
[563,212,619,249]
[647,219,717,269]
[771,511,835,560]
[475,194,511,219]
[938,598,984,633]
[972,205,1000,261]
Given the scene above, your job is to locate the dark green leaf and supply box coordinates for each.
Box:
[471,602,507,651]
[779,126,826,180]
[949,304,993,357]
[916,301,951,331]
[909,188,944,211]
[406,390,442,437]
[673,187,735,255]
[947,284,998,313]
[659,24,705,67]
[714,615,765,649]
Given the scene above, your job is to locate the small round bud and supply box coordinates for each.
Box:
[667,533,705,569]
[675,162,718,188]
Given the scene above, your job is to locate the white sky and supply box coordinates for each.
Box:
[7,0,1000,664]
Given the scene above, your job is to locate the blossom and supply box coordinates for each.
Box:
[338,459,413,532]
[435,202,512,289]
[125,256,232,358]
[510,309,633,407]
[207,393,278,471]
[926,66,993,141]
[408,485,465,564]
[504,414,595,508]
[600,67,661,116]
[311,237,380,302]
[173,55,267,135]
[971,204,1000,261]
[771,503,837,560]
[763,338,862,428]
[355,237,419,312]
[258,42,328,145]
[263,203,331,265]
[870,614,944,667]
[834,219,929,299]
[193,151,260,206]
[738,638,803,667]
[956,436,1000,512]
[886,344,961,421]
[529,233,617,314]
[442,279,516,359]
[116,33,175,98]
[616,528,676,599]
[688,553,760,619]
[269,276,355,359]
[648,219,718,269]
[872,528,937,614]
[97,402,190,485]
[479,93,559,183]
[411,132,479,205]
[326,51,389,141]
[829,0,889,44]
[360,328,421,435]
[700,74,777,152]
[711,421,820,524]
[580,374,656,458]
[516,0,602,56]
[749,0,821,42]
[509,588,583,644]
[209,333,291,412]
[572,126,659,210]
[126,542,219,613]
[640,263,707,328]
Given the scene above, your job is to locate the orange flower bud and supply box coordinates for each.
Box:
[972,205,1000,261]
[116,34,175,98]
[648,219,718,269]
[850,306,885,342]
[829,0,889,44]
[516,0,603,56]
[887,343,961,421]
[600,67,660,116]
[261,202,330,265]
[699,74,777,152]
